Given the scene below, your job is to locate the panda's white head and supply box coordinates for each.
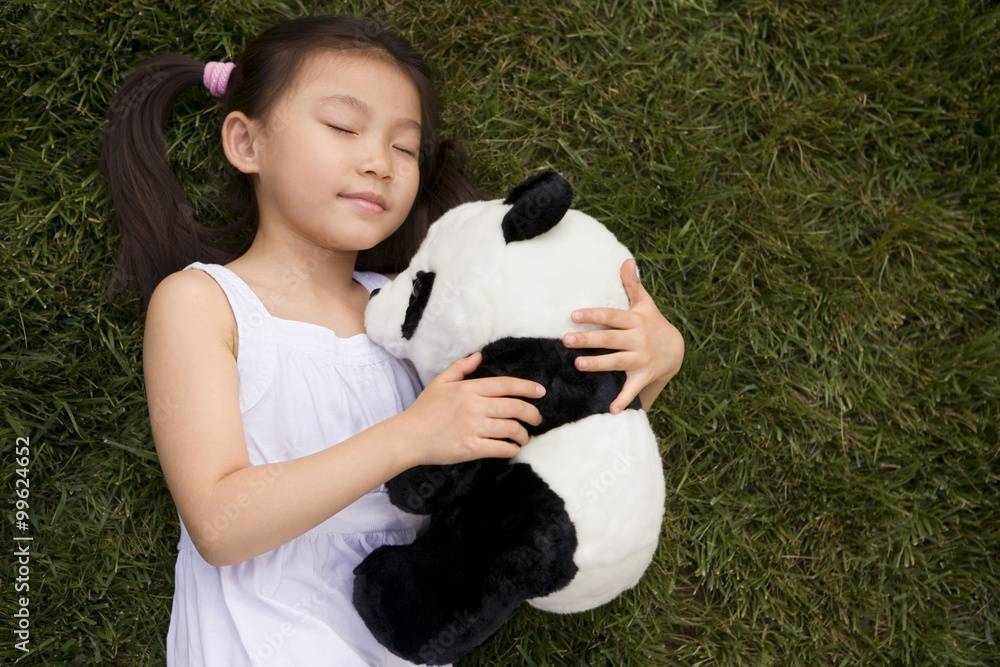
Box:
[364,172,634,385]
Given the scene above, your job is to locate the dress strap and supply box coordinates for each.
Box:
[353,270,390,294]
[183,262,273,342]
[183,262,277,413]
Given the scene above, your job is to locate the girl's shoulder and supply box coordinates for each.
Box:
[148,267,232,315]
[145,268,238,356]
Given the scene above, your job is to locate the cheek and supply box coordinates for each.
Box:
[392,168,420,219]
[404,177,420,208]
[266,135,326,195]
[397,158,420,199]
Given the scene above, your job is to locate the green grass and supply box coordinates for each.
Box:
[2,0,998,664]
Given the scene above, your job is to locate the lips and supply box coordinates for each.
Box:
[340,191,387,213]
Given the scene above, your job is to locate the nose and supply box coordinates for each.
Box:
[357,139,393,180]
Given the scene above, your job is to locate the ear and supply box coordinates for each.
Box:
[221,111,260,175]
[501,171,574,243]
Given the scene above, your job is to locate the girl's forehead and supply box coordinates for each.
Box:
[294,51,419,107]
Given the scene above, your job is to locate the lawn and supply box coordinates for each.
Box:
[1,0,998,664]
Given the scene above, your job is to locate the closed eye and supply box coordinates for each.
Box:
[394,145,418,158]
[328,125,356,135]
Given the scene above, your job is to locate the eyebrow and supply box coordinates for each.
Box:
[317,94,422,133]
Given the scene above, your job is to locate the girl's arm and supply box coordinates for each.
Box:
[561,259,685,413]
[145,270,543,567]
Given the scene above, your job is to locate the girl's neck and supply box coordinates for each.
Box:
[224,225,374,337]
[229,226,360,296]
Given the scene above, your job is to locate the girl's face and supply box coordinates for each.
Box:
[247,51,423,255]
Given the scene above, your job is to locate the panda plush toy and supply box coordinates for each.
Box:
[353,172,666,665]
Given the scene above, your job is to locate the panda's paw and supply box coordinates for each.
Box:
[386,460,496,514]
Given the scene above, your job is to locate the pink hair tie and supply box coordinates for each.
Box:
[203,61,235,97]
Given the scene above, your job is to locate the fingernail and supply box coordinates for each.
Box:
[536,385,546,397]
[577,358,589,370]
[610,404,621,415]
[572,311,583,322]
[564,333,577,345]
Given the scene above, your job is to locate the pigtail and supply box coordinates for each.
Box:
[101,53,234,306]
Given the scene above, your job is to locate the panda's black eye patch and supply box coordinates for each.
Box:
[401,271,436,340]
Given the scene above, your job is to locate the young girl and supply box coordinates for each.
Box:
[102,15,683,667]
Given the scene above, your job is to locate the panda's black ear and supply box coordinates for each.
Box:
[501,171,574,243]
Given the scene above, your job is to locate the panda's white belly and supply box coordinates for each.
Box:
[511,410,665,613]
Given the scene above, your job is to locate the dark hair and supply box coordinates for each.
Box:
[101,15,482,306]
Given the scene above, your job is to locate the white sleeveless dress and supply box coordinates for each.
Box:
[166,262,436,667]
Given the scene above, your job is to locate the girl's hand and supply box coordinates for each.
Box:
[400,352,546,464]
[561,259,684,413]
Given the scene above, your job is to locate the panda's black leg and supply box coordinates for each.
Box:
[386,459,505,515]
[355,462,578,664]
[353,508,475,665]
[460,462,579,601]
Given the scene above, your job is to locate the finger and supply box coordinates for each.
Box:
[563,328,633,351]
[479,438,521,459]
[485,418,531,446]
[620,259,651,309]
[571,306,640,330]
[432,352,482,385]
[574,350,639,373]
[486,397,543,427]
[609,375,647,414]
[457,351,483,376]
[471,376,546,399]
